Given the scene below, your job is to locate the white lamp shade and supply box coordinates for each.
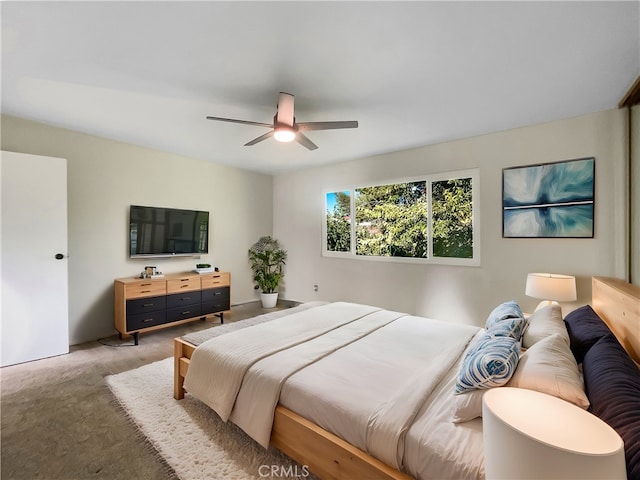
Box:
[525,273,577,302]
[483,388,626,480]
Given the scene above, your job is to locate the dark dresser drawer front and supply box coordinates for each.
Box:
[166,304,202,323]
[201,287,230,303]
[126,310,167,331]
[202,300,230,315]
[166,291,202,309]
[202,287,230,314]
[126,295,166,316]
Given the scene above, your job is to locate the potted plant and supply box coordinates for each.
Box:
[248,236,287,308]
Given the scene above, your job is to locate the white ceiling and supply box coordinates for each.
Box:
[2,1,639,174]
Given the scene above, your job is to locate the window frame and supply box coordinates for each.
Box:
[322,168,480,266]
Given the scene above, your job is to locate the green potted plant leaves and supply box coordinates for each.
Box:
[248,236,287,308]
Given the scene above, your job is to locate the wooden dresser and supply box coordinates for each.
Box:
[114,271,230,344]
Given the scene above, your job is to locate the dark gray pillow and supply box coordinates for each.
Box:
[563,305,611,363]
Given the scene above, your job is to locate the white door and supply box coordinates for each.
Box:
[1,151,69,366]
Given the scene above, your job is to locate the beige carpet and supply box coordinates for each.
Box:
[106,358,314,480]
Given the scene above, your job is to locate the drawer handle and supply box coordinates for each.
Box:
[180,285,189,289]
[182,311,191,315]
[180,279,189,282]
[181,297,191,301]
[214,292,221,296]
[141,290,151,294]
[213,275,221,278]
[142,318,154,323]
[143,303,154,307]
[141,283,152,286]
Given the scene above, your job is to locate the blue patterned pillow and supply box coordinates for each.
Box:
[485,301,526,340]
[487,317,527,340]
[455,333,521,394]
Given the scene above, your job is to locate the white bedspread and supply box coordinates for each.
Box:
[279,314,480,470]
[281,326,486,479]
[184,302,383,421]
[185,302,481,475]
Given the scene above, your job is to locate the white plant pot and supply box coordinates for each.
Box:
[260,292,278,308]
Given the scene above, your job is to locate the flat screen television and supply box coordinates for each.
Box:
[129,205,209,258]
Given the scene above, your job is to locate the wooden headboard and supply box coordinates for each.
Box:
[592,276,640,365]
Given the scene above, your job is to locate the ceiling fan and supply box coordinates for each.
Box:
[206,92,358,151]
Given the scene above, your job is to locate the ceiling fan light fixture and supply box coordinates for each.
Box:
[273,128,296,143]
[206,92,358,150]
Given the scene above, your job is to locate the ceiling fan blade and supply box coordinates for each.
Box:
[244,130,274,146]
[206,116,272,128]
[296,132,318,151]
[276,92,295,127]
[296,120,359,131]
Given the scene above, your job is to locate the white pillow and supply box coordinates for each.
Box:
[534,300,559,312]
[522,304,569,349]
[507,333,589,409]
[452,389,485,423]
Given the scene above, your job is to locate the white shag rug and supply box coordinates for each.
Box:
[106,358,315,480]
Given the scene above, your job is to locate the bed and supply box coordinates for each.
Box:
[174,276,640,480]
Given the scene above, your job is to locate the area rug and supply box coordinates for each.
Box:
[106,358,315,480]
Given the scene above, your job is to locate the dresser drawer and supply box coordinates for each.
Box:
[201,272,230,289]
[202,300,230,315]
[126,295,166,316]
[166,291,201,309]
[201,286,229,302]
[202,286,230,314]
[167,276,200,294]
[126,309,167,331]
[166,304,202,323]
[125,280,167,299]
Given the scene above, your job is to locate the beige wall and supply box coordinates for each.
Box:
[1,107,632,342]
[631,105,640,285]
[273,109,629,327]
[1,114,273,344]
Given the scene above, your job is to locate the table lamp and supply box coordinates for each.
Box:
[483,387,626,479]
[525,273,577,307]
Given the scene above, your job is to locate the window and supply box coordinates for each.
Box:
[323,169,479,265]
[431,176,473,259]
[355,181,427,258]
[325,191,351,252]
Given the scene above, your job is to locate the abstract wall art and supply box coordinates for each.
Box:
[502,157,595,238]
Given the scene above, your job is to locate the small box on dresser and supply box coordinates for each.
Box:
[114,272,231,344]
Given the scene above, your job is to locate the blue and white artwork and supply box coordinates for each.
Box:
[502,158,594,238]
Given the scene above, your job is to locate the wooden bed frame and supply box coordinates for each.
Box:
[591,276,640,365]
[173,276,640,480]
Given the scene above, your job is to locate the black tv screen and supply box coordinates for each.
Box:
[129,205,209,258]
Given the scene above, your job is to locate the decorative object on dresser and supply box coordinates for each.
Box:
[114,271,230,345]
[248,236,287,308]
[194,263,215,274]
[525,272,577,307]
[483,387,626,480]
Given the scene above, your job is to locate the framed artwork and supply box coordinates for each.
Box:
[502,157,595,238]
